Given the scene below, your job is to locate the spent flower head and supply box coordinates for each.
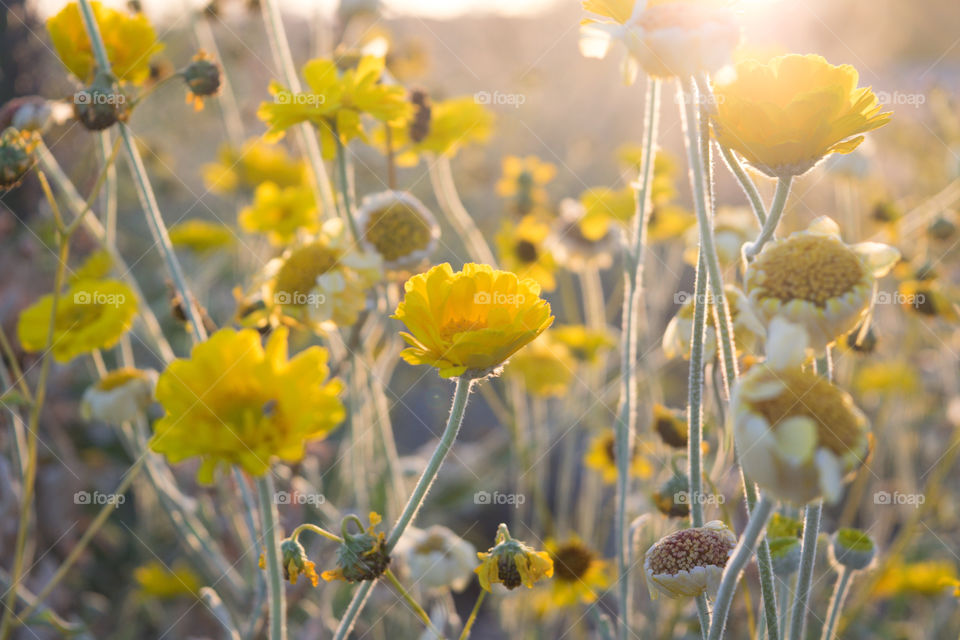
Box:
[475,523,554,591]
[644,520,737,599]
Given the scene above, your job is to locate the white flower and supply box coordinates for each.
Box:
[547,198,619,271]
[396,525,477,592]
[81,368,157,425]
[644,520,737,599]
[355,190,440,273]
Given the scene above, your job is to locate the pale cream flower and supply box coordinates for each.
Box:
[81,368,157,425]
[644,520,737,599]
[662,284,765,360]
[397,525,477,592]
[355,190,440,273]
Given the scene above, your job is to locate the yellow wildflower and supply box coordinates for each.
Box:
[202,140,306,195]
[169,219,236,253]
[532,539,612,612]
[873,560,959,599]
[584,430,653,484]
[387,95,494,166]
[476,524,553,591]
[134,561,201,599]
[239,182,319,246]
[550,324,615,363]
[496,214,558,292]
[506,334,575,397]
[496,155,556,216]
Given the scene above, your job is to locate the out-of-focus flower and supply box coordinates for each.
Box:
[150,327,344,482]
[873,560,959,599]
[202,140,306,195]
[70,250,113,283]
[652,472,691,518]
[81,367,157,424]
[73,73,128,131]
[647,205,696,243]
[580,0,740,84]
[476,523,553,591]
[134,561,201,599]
[169,219,236,253]
[258,56,412,157]
[323,513,391,583]
[652,403,688,449]
[616,147,678,203]
[356,190,440,272]
[239,182,318,246]
[506,334,575,397]
[182,51,222,111]
[712,55,891,178]
[745,217,899,350]
[663,284,765,360]
[644,521,737,599]
[532,538,612,612]
[731,319,871,504]
[829,528,876,571]
[496,214,558,292]
[254,221,382,331]
[387,95,494,166]
[397,525,477,592]
[47,1,163,85]
[496,155,556,216]
[0,127,37,191]
[548,198,619,271]
[898,277,960,322]
[853,361,920,401]
[769,537,802,577]
[393,263,553,378]
[683,206,758,266]
[550,324,615,363]
[578,186,635,242]
[584,430,653,484]
[18,279,137,363]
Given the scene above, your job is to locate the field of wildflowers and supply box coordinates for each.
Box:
[2,0,960,638]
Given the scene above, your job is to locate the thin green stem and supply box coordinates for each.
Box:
[383,569,442,636]
[744,177,793,260]
[707,495,775,640]
[718,144,766,225]
[458,589,487,640]
[688,249,709,529]
[97,131,118,245]
[256,475,287,640]
[615,76,660,640]
[291,523,342,544]
[820,567,852,640]
[788,501,822,640]
[335,133,361,241]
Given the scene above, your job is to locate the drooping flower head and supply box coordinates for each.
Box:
[393,263,554,378]
[150,327,345,482]
[355,190,440,273]
[322,513,391,583]
[258,538,320,587]
[475,523,554,591]
[712,54,892,177]
[745,217,899,350]
[644,520,737,599]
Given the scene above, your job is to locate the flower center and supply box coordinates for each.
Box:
[363,203,432,261]
[496,554,523,588]
[647,527,734,575]
[439,316,487,341]
[752,235,866,307]
[414,533,449,555]
[514,239,539,263]
[551,542,595,582]
[273,243,340,301]
[751,368,862,455]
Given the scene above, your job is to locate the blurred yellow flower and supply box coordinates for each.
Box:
[683,206,757,265]
[873,560,959,599]
[578,186,635,242]
[476,523,553,591]
[393,263,554,378]
[496,155,556,216]
[550,324,615,363]
[496,214,558,292]
[506,334,575,397]
[169,219,236,253]
[584,430,653,484]
[134,561,201,599]
[388,95,494,166]
[549,199,619,271]
[854,361,920,400]
[150,327,344,483]
[69,249,112,283]
[46,1,163,85]
[647,205,695,243]
[239,182,318,246]
[532,539,612,613]
[202,140,306,195]
[258,56,411,157]
[898,278,960,322]
[713,54,892,177]
[81,367,157,425]
[18,278,137,363]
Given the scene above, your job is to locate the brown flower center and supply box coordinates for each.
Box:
[551,542,595,582]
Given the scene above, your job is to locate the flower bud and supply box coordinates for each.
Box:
[74,73,128,131]
[652,472,690,518]
[0,127,36,191]
[830,528,876,571]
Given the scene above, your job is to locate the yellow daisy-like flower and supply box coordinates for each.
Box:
[496,214,558,292]
[149,327,345,483]
[18,278,137,363]
[549,198,619,271]
[254,220,383,331]
[745,216,900,350]
[580,0,740,84]
[578,186,635,242]
[647,205,696,243]
[69,249,112,283]
[387,95,494,167]
[202,140,306,195]
[583,430,653,484]
[46,1,163,86]
[239,182,318,246]
[853,360,920,402]
[873,560,959,599]
[549,324,615,364]
[644,521,737,599]
[134,561,201,599]
[532,538,612,613]
[506,333,575,397]
[81,367,157,425]
[169,219,236,253]
[258,56,412,158]
[496,155,556,216]
[712,54,892,178]
[731,318,871,505]
[355,190,440,272]
[393,263,554,379]
[322,512,391,583]
[476,524,554,591]
[898,278,960,322]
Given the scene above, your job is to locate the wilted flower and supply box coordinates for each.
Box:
[475,523,553,591]
[356,190,440,272]
[496,215,558,292]
[239,182,319,246]
[397,525,477,591]
[712,55,891,177]
[323,513,391,583]
[259,538,320,587]
[81,367,157,424]
[150,327,345,482]
[73,72,128,131]
[644,521,737,599]
[393,263,554,378]
[182,51,222,111]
